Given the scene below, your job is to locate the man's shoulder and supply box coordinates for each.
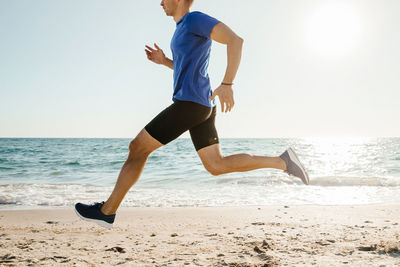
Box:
[184,11,219,37]
[188,11,206,17]
[186,11,211,22]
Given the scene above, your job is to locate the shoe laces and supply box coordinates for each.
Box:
[91,201,105,208]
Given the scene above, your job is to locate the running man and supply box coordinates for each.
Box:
[75,0,309,229]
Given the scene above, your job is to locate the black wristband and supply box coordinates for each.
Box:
[221,82,233,86]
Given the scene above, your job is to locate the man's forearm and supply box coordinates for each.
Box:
[222,37,243,83]
[163,57,174,70]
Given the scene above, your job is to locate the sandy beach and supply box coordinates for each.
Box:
[0,204,399,266]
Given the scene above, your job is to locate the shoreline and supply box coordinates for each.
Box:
[1,204,399,266]
[1,201,399,211]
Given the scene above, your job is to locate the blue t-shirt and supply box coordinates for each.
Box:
[170,11,220,107]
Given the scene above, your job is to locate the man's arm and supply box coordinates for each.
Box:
[162,57,174,70]
[145,43,173,70]
[209,22,243,113]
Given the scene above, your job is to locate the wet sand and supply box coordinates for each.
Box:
[0,204,399,266]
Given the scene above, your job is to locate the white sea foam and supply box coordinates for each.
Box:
[1,178,400,210]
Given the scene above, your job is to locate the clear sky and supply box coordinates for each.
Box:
[0,0,399,138]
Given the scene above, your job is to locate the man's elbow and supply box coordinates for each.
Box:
[238,36,244,47]
[229,35,244,47]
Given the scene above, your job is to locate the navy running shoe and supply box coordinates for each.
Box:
[74,201,115,229]
[279,147,310,185]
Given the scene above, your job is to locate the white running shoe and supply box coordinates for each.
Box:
[279,147,310,185]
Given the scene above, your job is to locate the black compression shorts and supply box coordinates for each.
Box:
[144,100,219,151]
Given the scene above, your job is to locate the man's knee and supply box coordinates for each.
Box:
[127,129,163,159]
[128,138,152,158]
[203,158,225,176]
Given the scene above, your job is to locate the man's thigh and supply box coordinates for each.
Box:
[189,106,219,151]
[144,101,212,146]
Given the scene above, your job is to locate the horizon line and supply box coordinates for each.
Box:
[0,136,399,139]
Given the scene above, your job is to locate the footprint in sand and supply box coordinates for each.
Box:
[105,246,126,253]
[0,254,16,264]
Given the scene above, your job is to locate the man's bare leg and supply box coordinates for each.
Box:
[197,144,287,176]
[100,129,163,215]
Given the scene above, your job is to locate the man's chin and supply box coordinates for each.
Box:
[163,9,173,16]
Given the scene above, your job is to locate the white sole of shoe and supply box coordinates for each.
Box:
[74,207,113,229]
[287,147,310,185]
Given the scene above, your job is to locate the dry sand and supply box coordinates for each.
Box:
[0,204,400,266]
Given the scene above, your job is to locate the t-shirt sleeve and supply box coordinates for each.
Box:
[187,12,220,38]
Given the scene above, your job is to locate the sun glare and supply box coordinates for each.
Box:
[303,136,372,177]
[305,2,363,58]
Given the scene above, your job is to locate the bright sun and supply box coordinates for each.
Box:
[305,2,363,58]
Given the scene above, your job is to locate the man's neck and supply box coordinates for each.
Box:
[173,8,190,23]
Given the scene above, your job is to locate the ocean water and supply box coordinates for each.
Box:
[0,137,399,209]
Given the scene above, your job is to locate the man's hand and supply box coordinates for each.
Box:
[209,84,235,113]
[145,43,166,65]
